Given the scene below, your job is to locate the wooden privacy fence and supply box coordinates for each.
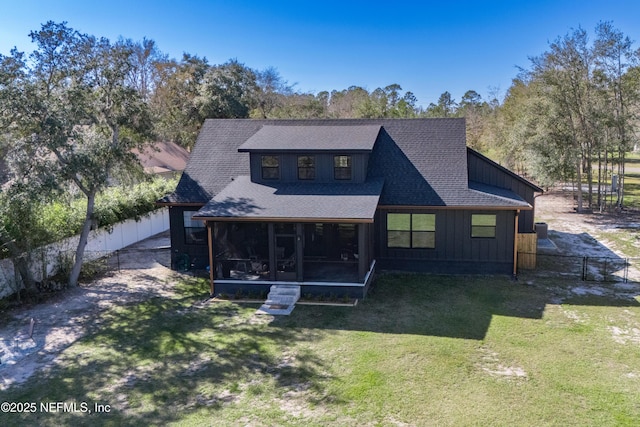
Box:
[517,233,537,269]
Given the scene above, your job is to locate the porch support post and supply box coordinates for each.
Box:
[358,223,367,281]
[513,210,520,278]
[207,222,215,296]
[268,223,276,281]
[296,223,304,281]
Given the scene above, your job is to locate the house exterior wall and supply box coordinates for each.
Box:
[249,152,368,183]
[375,208,516,274]
[168,205,209,270]
[467,151,538,233]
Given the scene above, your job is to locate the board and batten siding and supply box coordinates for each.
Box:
[467,150,539,233]
[168,205,209,269]
[249,152,368,183]
[376,208,516,274]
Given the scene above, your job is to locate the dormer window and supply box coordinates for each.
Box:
[297,155,315,180]
[334,155,352,180]
[261,155,279,180]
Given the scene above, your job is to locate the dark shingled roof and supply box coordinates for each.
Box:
[159,118,532,209]
[194,176,383,221]
[238,125,380,152]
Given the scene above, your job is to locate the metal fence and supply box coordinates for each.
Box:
[523,252,635,283]
[0,246,172,297]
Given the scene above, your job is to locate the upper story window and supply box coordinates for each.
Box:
[334,155,352,180]
[471,214,496,238]
[261,155,279,180]
[297,155,315,180]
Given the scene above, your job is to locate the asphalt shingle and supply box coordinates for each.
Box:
[159,118,536,209]
[194,176,384,221]
[238,125,380,152]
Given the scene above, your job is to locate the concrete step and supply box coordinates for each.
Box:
[256,303,295,316]
[265,296,297,306]
[269,285,301,298]
[256,285,300,316]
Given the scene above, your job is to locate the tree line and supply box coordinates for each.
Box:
[125,21,640,216]
[1,21,639,297]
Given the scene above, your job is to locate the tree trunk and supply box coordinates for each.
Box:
[619,151,626,208]
[575,156,584,212]
[68,190,96,287]
[597,149,602,210]
[586,147,593,209]
[1,231,38,296]
[11,254,38,298]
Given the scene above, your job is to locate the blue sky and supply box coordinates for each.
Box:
[1,0,639,108]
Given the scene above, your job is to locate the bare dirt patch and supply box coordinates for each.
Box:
[0,231,182,390]
[476,346,528,381]
[535,189,640,288]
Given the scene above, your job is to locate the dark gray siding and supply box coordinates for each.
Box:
[250,152,368,183]
[376,208,515,274]
[168,205,209,270]
[467,150,539,233]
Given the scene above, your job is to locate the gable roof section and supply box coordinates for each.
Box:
[467,148,543,193]
[133,141,189,174]
[159,118,532,209]
[238,125,380,152]
[194,175,383,222]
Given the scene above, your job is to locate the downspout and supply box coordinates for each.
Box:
[207,222,215,296]
[513,210,520,279]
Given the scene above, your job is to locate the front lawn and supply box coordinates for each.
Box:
[3,274,640,426]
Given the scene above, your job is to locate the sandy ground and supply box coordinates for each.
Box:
[1,191,640,390]
[0,231,180,390]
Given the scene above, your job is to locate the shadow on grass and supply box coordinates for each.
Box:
[5,278,336,426]
[274,273,548,340]
[6,271,639,426]
[275,270,640,341]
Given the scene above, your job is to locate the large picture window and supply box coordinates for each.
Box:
[261,155,279,180]
[387,213,435,248]
[334,155,352,180]
[471,214,496,238]
[297,155,315,180]
[183,211,206,245]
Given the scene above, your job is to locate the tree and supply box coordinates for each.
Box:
[593,21,639,208]
[425,91,457,117]
[149,53,209,148]
[458,90,490,149]
[1,22,151,288]
[125,37,166,101]
[326,86,370,118]
[196,59,258,119]
[252,66,294,118]
[529,27,601,212]
[393,91,418,118]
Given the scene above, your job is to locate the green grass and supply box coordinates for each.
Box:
[3,274,640,426]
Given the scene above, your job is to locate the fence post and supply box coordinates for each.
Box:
[625,258,629,283]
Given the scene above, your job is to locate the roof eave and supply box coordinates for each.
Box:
[193,216,375,223]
